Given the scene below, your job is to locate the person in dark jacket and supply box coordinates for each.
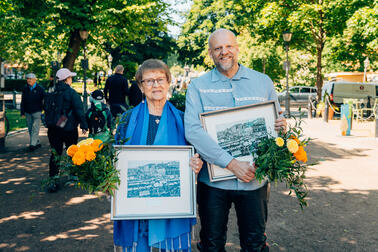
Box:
[127,79,143,107]
[21,73,45,151]
[104,65,129,118]
[46,68,88,192]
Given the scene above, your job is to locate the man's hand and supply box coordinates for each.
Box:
[226,159,256,182]
[275,112,287,133]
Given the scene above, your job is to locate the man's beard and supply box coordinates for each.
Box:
[215,57,235,72]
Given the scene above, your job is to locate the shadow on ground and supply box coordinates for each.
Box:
[1,132,377,251]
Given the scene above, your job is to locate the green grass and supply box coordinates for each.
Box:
[6,109,27,132]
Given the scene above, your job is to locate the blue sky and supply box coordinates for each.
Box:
[166,0,192,38]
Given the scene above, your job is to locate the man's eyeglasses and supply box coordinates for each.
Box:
[141,77,167,87]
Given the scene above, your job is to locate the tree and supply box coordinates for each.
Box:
[1,0,171,73]
[178,0,376,99]
[242,0,376,98]
[326,4,378,72]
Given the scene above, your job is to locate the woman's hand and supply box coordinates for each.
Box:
[190,153,203,174]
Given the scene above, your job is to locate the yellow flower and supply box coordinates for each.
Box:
[85,150,96,161]
[287,139,299,153]
[275,137,284,147]
[91,139,103,152]
[77,138,94,147]
[72,151,86,166]
[67,145,78,157]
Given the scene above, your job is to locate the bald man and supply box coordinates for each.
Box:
[184,29,287,251]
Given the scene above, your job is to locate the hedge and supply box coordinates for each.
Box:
[3,79,50,91]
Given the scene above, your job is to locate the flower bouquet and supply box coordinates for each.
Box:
[60,137,120,196]
[253,116,310,209]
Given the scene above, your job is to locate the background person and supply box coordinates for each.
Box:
[127,79,143,107]
[86,89,112,141]
[21,73,45,151]
[104,65,129,118]
[114,59,202,251]
[184,28,287,252]
[45,68,88,192]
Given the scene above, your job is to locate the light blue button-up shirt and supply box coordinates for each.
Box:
[184,64,281,191]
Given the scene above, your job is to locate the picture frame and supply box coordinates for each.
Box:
[111,145,196,220]
[200,100,279,182]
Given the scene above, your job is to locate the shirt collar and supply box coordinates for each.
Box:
[211,64,250,82]
[29,83,37,90]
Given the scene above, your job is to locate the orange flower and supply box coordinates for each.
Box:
[78,144,92,154]
[91,139,103,152]
[85,150,96,161]
[294,146,308,163]
[72,151,86,166]
[67,145,78,157]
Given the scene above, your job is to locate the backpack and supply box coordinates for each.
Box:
[87,101,108,135]
[43,87,67,128]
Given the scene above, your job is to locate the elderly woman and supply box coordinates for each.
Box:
[114,59,202,252]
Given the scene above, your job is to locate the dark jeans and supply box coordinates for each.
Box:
[47,127,78,177]
[197,182,269,252]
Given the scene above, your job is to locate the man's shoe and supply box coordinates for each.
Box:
[29,145,36,151]
[36,144,42,149]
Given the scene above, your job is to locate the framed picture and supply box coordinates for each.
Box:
[200,100,279,182]
[111,145,196,220]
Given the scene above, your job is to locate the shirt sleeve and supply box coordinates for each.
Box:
[184,83,233,168]
[71,90,88,130]
[266,76,282,113]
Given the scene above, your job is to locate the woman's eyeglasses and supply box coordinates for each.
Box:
[141,77,167,87]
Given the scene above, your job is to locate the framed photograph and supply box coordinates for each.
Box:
[200,100,279,182]
[111,145,196,220]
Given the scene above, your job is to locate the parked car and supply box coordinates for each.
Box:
[278,86,317,102]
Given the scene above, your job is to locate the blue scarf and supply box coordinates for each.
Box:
[114,100,195,250]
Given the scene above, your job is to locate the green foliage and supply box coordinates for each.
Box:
[110,29,177,79]
[178,0,376,92]
[253,114,311,209]
[169,91,186,111]
[5,109,27,132]
[3,79,50,91]
[1,0,172,77]
[326,5,378,72]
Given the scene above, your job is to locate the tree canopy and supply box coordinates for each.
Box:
[0,0,175,78]
[178,0,377,95]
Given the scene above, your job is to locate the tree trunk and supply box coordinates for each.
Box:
[316,3,325,101]
[316,45,323,101]
[62,30,82,71]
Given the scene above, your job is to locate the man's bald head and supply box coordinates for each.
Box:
[208,29,237,49]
